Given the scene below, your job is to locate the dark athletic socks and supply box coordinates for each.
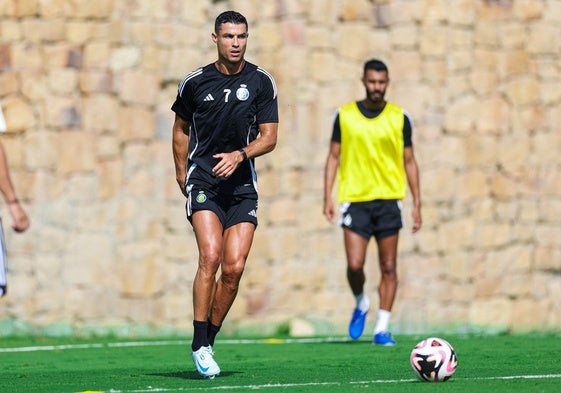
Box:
[207,321,221,346]
[192,320,209,351]
[192,320,222,351]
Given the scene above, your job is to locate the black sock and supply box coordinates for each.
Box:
[192,320,209,352]
[207,321,221,346]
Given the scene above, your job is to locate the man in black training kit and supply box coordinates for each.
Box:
[171,11,279,378]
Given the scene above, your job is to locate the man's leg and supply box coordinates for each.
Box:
[373,233,399,345]
[190,210,223,378]
[192,211,224,327]
[209,221,255,328]
[376,233,398,312]
[343,228,370,339]
[344,228,369,297]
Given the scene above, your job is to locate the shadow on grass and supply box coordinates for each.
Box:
[149,370,241,380]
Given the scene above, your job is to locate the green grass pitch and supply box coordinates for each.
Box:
[1,334,560,392]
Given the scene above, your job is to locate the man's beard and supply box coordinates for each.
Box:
[368,90,385,103]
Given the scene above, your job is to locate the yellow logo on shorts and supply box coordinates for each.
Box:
[196,191,207,203]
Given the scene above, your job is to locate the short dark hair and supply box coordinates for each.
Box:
[364,59,388,74]
[214,10,248,33]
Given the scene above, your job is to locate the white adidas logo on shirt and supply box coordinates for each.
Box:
[203,94,214,101]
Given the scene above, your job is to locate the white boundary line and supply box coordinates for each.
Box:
[103,374,561,392]
[2,338,560,392]
[0,337,351,353]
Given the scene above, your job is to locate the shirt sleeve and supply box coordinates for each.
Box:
[171,76,196,122]
[256,70,279,124]
[330,110,341,143]
[403,112,413,147]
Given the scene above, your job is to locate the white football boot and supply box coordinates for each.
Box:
[192,345,221,379]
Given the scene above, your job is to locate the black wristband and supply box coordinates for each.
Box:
[238,148,248,161]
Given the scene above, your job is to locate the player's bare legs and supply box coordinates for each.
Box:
[192,211,224,322]
[344,229,368,296]
[189,215,255,378]
[373,233,398,345]
[343,229,370,339]
[210,222,255,325]
[190,210,223,378]
[376,233,398,311]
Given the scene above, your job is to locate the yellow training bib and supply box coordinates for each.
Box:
[337,101,406,203]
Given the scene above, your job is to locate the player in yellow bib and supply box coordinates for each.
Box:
[323,59,422,346]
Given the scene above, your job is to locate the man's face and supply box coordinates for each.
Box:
[212,22,248,65]
[362,69,389,103]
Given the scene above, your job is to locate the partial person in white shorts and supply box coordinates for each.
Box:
[0,106,30,297]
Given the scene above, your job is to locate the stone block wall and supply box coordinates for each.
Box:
[0,0,560,336]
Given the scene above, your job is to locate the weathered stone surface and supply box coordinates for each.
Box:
[0,0,559,337]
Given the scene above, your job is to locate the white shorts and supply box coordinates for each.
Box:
[0,218,7,297]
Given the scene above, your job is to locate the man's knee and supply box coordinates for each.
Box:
[222,258,246,284]
[348,261,367,277]
[379,260,397,277]
[198,248,221,274]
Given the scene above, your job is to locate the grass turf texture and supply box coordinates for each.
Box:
[1,334,560,393]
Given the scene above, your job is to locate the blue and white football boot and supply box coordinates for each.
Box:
[192,345,221,379]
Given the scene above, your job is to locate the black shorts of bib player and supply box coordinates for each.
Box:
[340,200,404,241]
[171,10,279,378]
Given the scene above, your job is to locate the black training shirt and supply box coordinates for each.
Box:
[172,61,278,194]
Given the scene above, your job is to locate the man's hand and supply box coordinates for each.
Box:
[212,150,244,178]
[411,206,422,233]
[323,197,337,224]
[9,202,29,232]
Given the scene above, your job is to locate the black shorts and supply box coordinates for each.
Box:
[186,184,258,229]
[339,200,403,240]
